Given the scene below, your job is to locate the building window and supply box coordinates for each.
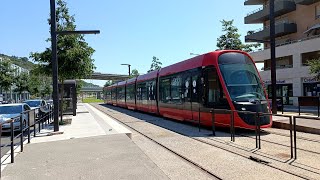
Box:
[263,55,293,70]
[267,84,293,105]
[301,50,320,66]
[316,5,320,19]
[304,82,320,96]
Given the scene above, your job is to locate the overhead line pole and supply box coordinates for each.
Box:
[270,0,277,114]
[50,0,59,132]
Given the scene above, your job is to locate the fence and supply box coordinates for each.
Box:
[0,105,54,177]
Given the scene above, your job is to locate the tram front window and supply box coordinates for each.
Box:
[218,53,266,102]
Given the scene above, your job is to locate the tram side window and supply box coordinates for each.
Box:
[160,78,171,103]
[148,80,156,100]
[171,75,182,103]
[141,82,148,100]
[126,84,134,101]
[136,83,143,101]
[204,66,229,109]
[106,89,111,100]
[111,88,117,100]
[117,87,125,102]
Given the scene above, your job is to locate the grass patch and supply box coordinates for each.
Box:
[82,98,104,103]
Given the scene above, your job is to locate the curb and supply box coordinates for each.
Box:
[272,121,320,135]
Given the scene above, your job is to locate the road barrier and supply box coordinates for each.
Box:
[0,105,54,177]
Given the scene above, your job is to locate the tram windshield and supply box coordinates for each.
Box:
[218,52,266,102]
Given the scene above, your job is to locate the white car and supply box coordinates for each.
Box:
[0,103,31,132]
[23,99,47,118]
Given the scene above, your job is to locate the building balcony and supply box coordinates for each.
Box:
[244,0,265,5]
[295,0,320,5]
[245,21,297,42]
[245,1,296,24]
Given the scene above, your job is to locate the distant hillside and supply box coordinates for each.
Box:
[0,53,35,70]
[79,80,101,88]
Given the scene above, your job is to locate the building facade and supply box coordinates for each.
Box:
[244,0,320,105]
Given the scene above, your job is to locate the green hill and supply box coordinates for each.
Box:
[0,53,35,70]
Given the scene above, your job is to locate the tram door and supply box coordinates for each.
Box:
[148,80,157,113]
[183,69,201,121]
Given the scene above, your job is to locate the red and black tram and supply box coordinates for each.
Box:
[104,50,272,129]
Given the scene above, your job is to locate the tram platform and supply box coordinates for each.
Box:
[1,103,168,180]
[272,113,320,135]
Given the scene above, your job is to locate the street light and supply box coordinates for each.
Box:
[121,64,131,76]
[50,0,100,132]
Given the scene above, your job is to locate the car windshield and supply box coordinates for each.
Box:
[218,53,266,102]
[0,105,21,114]
[24,101,41,107]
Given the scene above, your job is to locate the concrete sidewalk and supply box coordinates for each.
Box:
[1,103,168,180]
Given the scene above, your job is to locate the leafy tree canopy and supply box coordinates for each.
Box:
[216,20,260,52]
[148,56,162,73]
[0,60,15,92]
[130,69,139,78]
[308,59,320,80]
[30,0,96,82]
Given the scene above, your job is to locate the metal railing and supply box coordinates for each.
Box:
[208,108,298,161]
[0,105,54,177]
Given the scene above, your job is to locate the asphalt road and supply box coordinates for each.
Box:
[1,124,41,158]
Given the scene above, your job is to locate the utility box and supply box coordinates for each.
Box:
[59,80,77,116]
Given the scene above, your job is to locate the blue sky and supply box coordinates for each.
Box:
[0,0,261,86]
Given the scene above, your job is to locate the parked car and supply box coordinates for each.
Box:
[23,99,47,117]
[0,103,31,132]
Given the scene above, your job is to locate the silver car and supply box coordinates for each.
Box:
[0,103,31,132]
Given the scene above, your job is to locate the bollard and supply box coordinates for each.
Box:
[10,121,14,163]
[20,115,24,152]
[34,110,36,137]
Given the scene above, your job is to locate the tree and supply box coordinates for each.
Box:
[130,69,139,78]
[14,72,30,101]
[30,0,95,120]
[0,60,15,99]
[28,74,42,97]
[216,20,260,52]
[148,56,162,73]
[104,80,113,87]
[41,79,52,98]
[308,59,320,80]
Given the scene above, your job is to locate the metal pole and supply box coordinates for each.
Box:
[289,116,293,159]
[293,116,297,159]
[198,106,201,132]
[211,109,215,136]
[10,121,14,163]
[50,0,59,132]
[28,112,30,143]
[20,115,23,152]
[270,0,277,114]
[128,65,131,76]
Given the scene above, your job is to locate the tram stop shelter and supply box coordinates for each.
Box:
[59,80,77,116]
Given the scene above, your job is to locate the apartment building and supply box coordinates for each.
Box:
[244,0,320,105]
